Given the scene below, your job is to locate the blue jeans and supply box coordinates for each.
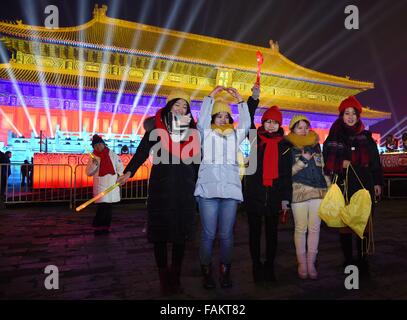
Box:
[198,197,239,265]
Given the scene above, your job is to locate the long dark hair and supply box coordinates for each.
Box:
[161,98,196,128]
[339,107,361,119]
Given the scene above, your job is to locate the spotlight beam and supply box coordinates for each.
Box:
[77,0,88,134]
[108,0,153,136]
[0,106,23,136]
[134,0,206,135]
[381,116,407,138]
[21,1,55,138]
[92,2,120,135]
[303,2,403,69]
[367,38,399,136]
[121,0,185,137]
[0,52,37,136]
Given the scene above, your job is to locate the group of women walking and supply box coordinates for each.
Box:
[114,84,382,295]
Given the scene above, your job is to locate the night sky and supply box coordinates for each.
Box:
[1,0,406,136]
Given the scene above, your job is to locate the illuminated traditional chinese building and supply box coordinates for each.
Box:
[0,4,390,151]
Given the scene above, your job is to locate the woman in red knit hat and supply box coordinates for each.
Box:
[244,84,285,284]
[323,96,383,277]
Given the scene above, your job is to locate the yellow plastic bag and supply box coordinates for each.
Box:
[318,176,346,228]
[340,164,372,239]
[340,189,372,239]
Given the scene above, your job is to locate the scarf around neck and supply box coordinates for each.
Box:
[154,108,200,160]
[257,126,284,187]
[285,130,319,149]
[93,147,115,177]
[323,118,369,176]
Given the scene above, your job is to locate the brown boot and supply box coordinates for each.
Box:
[201,264,216,289]
[219,263,233,288]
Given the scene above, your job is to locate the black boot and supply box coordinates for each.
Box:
[264,260,276,283]
[219,264,233,288]
[158,267,171,296]
[201,264,216,289]
[356,237,370,278]
[252,262,264,284]
[339,233,354,268]
[169,265,184,294]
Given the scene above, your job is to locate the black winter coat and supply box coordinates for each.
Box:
[323,130,383,201]
[243,97,289,216]
[124,117,198,243]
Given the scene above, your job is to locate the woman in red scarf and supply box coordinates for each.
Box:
[244,84,285,284]
[323,96,383,277]
[85,134,124,235]
[117,90,200,296]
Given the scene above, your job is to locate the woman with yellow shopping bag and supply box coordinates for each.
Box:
[323,96,383,277]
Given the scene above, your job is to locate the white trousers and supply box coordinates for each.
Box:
[291,198,322,255]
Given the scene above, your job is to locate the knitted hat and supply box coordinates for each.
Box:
[339,96,363,114]
[289,115,311,130]
[261,106,282,125]
[166,90,191,105]
[91,134,105,147]
[212,100,232,116]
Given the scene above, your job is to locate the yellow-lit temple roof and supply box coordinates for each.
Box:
[0,5,373,90]
[0,62,389,120]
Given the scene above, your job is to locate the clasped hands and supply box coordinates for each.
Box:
[209,86,243,102]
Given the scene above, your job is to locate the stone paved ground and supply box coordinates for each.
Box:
[0,199,406,300]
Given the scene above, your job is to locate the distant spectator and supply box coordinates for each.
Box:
[1,151,12,200]
[402,133,407,152]
[21,160,32,187]
[120,145,129,154]
[385,134,399,152]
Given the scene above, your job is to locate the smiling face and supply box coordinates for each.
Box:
[343,107,358,126]
[292,120,310,136]
[263,119,280,133]
[170,99,188,116]
[214,112,231,126]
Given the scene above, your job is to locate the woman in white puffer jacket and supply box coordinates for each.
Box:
[195,86,250,289]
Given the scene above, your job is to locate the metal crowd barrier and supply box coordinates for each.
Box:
[1,162,150,209]
[72,163,150,209]
[0,163,73,206]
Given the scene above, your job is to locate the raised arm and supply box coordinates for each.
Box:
[197,96,214,132]
[247,84,260,130]
[236,101,251,144]
[197,86,225,132]
[225,87,250,144]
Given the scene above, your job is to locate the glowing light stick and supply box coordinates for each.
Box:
[76,182,120,212]
[84,145,95,159]
[256,51,264,85]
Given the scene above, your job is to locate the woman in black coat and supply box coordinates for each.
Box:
[118,90,200,295]
[244,85,286,283]
[323,96,383,277]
